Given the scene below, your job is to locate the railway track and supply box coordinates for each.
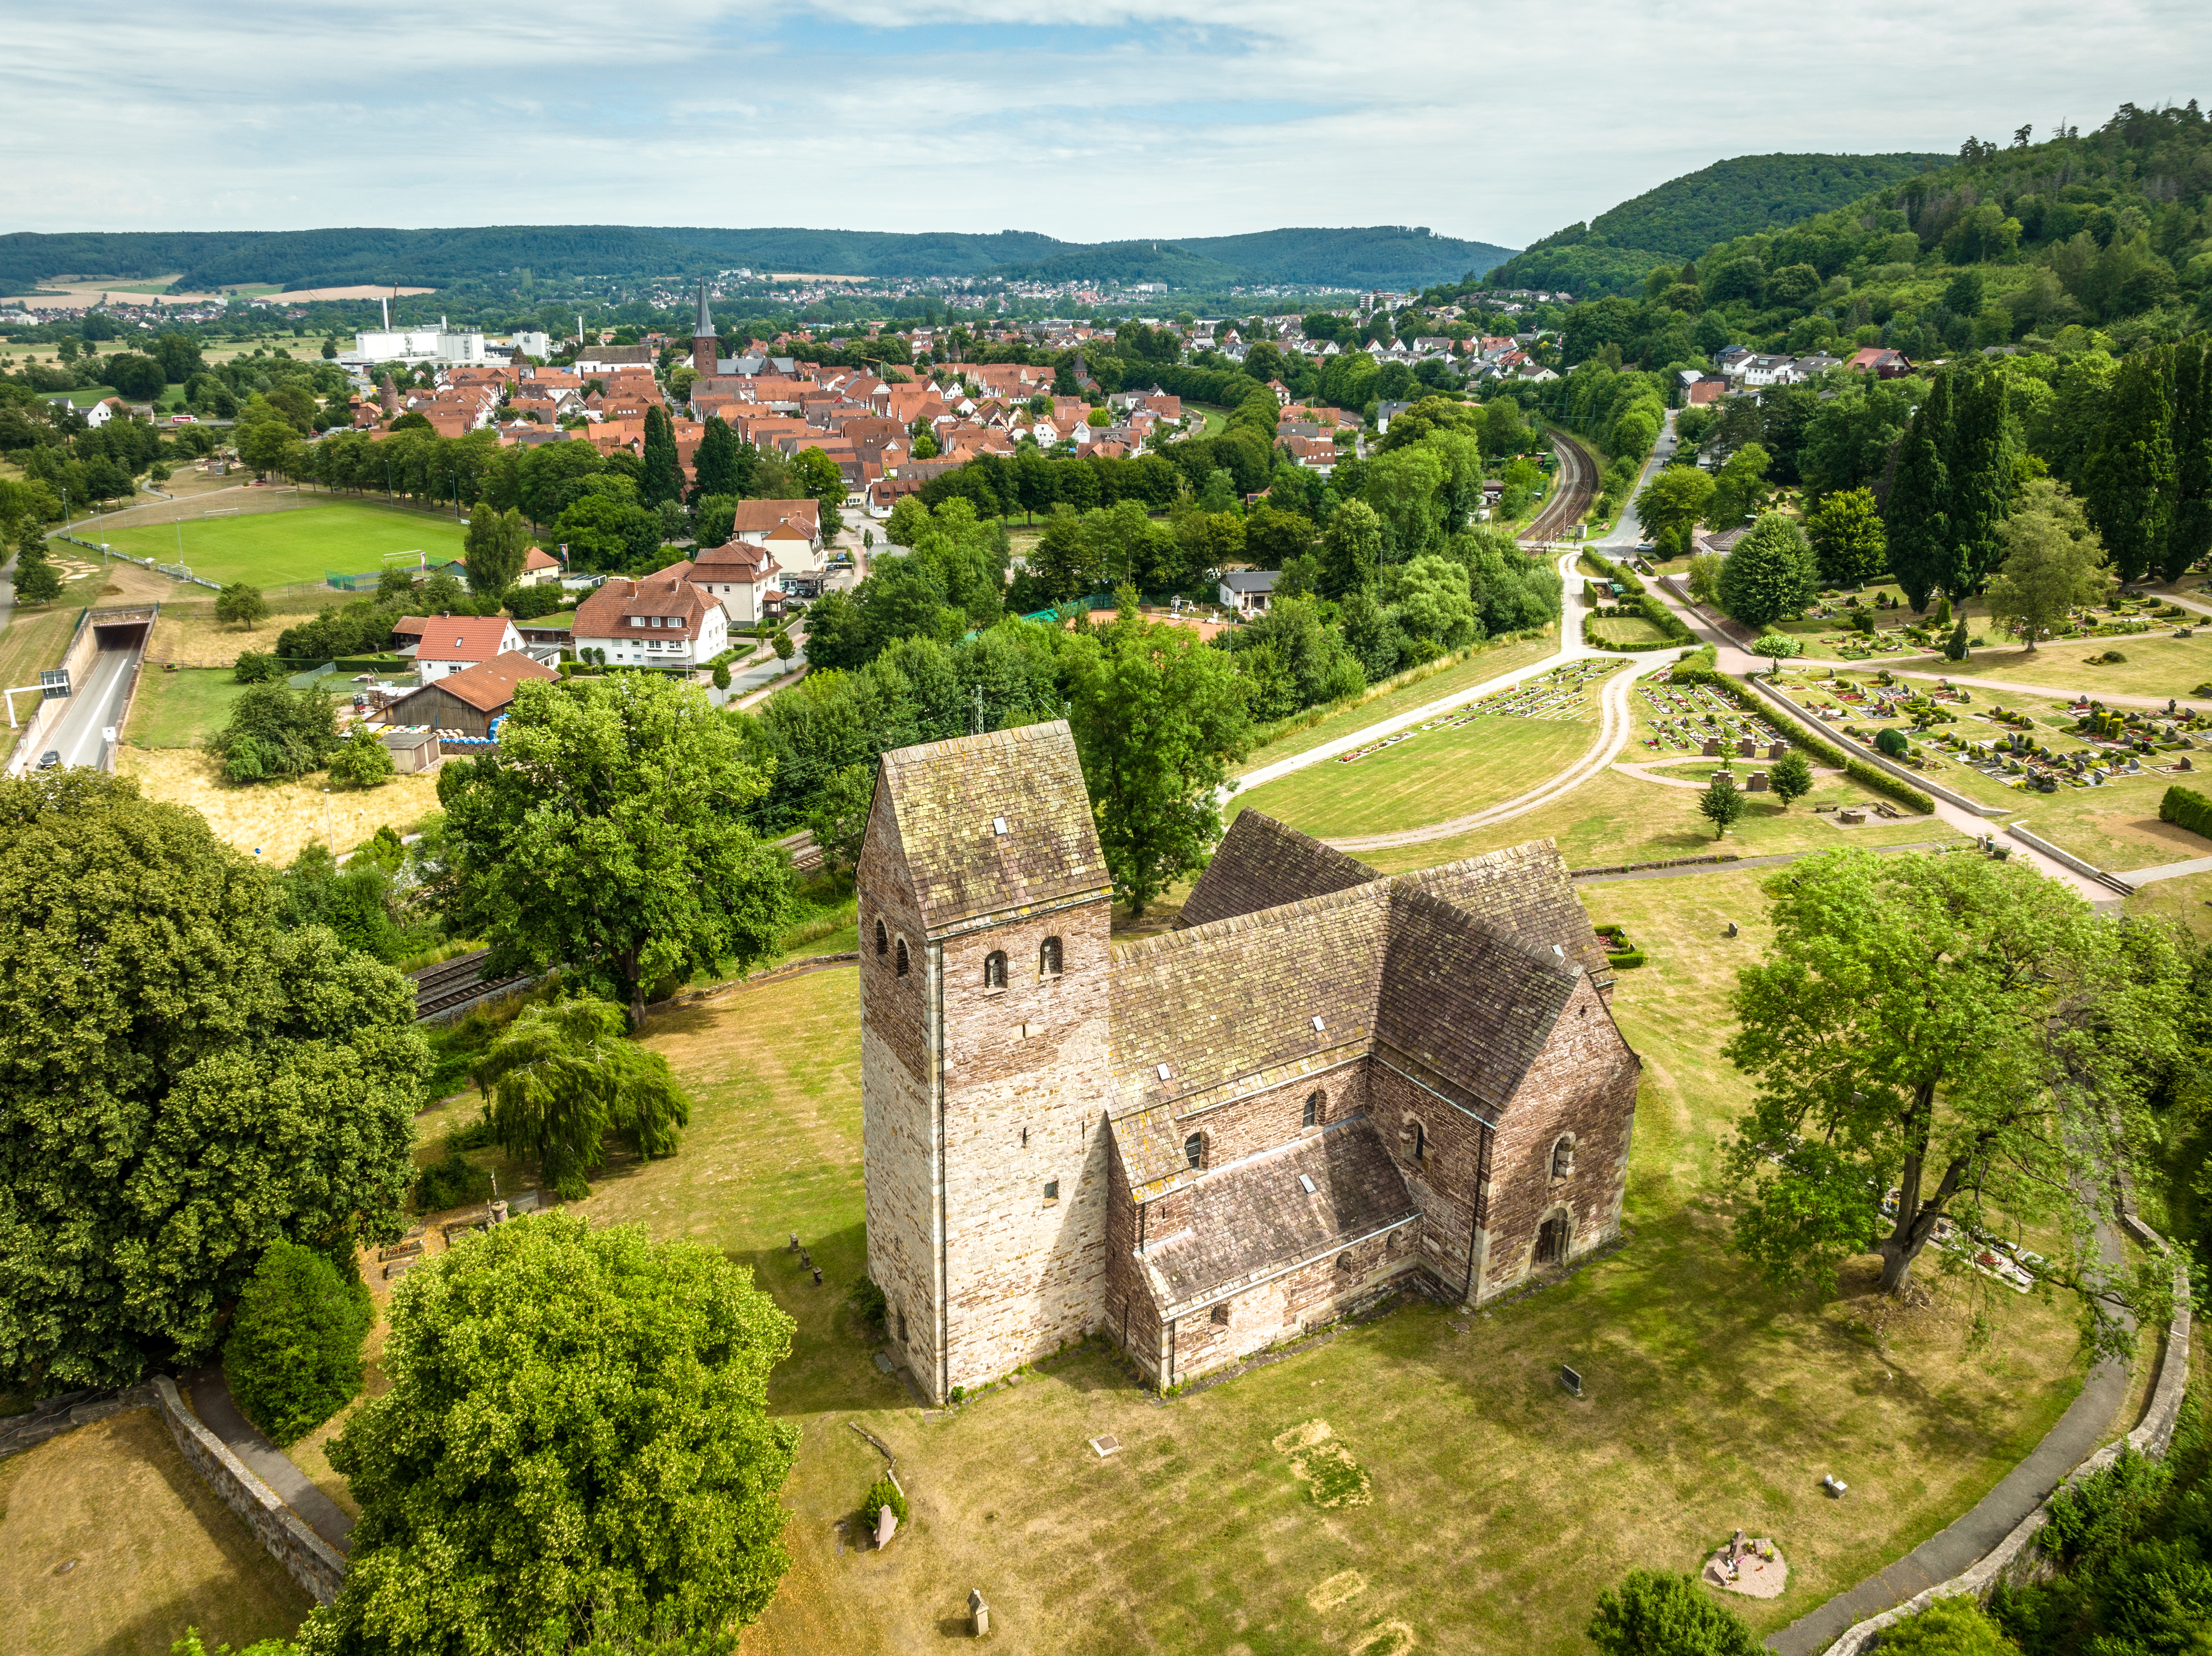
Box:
[1519,427,1599,547]
[408,948,533,1022]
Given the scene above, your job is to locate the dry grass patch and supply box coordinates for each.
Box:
[2126,869,2212,941]
[117,747,441,862]
[0,1407,312,1656]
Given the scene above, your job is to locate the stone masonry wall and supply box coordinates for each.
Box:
[1174,1061,1371,1169]
[858,789,942,1390]
[1476,971,1638,1301]
[938,899,1114,1396]
[153,1376,348,1607]
[1163,1226,1414,1385]
[1368,1063,1491,1299]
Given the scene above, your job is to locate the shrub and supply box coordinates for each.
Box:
[325,724,394,790]
[1874,727,1910,758]
[1607,949,1647,969]
[412,1152,493,1213]
[1876,1595,2015,1656]
[2161,785,2212,841]
[861,1475,909,1528]
[233,650,286,685]
[1587,1569,1759,1656]
[223,1240,373,1447]
[504,582,570,621]
[845,1276,888,1332]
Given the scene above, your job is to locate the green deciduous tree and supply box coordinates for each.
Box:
[303,1213,798,1656]
[1067,618,1251,917]
[1634,465,1715,559]
[215,582,270,631]
[471,999,690,1200]
[1873,1595,2016,1656]
[0,771,426,1389]
[1587,1570,1760,1656]
[224,1239,373,1448]
[1704,443,1771,530]
[1803,487,1886,588]
[1715,513,1818,629]
[1722,848,2185,1333]
[1317,499,1384,598]
[326,723,396,790]
[1769,749,1815,807]
[12,544,63,605]
[1984,479,2111,652]
[211,683,341,784]
[436,673,790,1025]
[1698,770,1745,838]
[461,503,530,597]
[1749,632,1802,673]
[1389,553,1481,651]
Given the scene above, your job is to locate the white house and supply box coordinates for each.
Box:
[664,541,781,627]
[514,547,564,588]
[571,574,729,670]
[408,615,525,685]
[1218,569,1278,617]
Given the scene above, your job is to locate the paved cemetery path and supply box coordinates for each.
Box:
[183,1365,355,1554]
[1764,1211,2134,1656]
[1608,755,1846,792]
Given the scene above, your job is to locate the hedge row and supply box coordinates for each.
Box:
[1581,549,1646,597]
[1671,665,1936,815]
[2162,784,2212,840]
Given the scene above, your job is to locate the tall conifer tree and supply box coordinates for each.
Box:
[2083,349,2176,583]
[641,404,683,509]
[1883,371,1951,609]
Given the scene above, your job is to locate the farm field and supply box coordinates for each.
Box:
[1232,712,1594,839]
[0,1406,312,1656]
[116,747,440,861]
[1233,632,1560,774]
[97,498,469,588]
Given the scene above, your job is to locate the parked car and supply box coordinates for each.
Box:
[37,750,61,770]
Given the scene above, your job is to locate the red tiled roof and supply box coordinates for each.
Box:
[409,615,519,663]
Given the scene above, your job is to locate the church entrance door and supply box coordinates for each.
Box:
[1536,1214,1570,1265]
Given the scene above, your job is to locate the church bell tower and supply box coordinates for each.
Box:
[690,278,717,380]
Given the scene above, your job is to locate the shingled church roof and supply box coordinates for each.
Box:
[875,720,1109,937]
[1178,809,1380,929]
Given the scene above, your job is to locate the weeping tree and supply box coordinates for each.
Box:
[1721,848,2186,1361]
[471,998,691,1199]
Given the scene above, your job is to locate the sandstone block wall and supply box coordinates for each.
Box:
[1476,972,1638,1300]
[1369,1063,1491,1299]
[1162,1226,1414,1385]
[153,1376,347,1607]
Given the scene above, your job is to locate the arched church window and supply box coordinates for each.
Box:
[1303,1092,1323,1128]
[1040,936,1063,977]
[895,937,910,977]
[1551,1135,1576,1181]
[874,919,888,957]
[1184,1133,1204,1169]
[984,950,1007,990]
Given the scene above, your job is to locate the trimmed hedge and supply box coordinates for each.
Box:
[223,1240,373,1448]
[2162,784,2212,840]
[1606,950,1648,969]
[1670,664,1936,815]
[1584,594,1693,651]
[1582,549,1646,596]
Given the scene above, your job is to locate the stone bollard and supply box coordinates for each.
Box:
[969,1588,990,1636]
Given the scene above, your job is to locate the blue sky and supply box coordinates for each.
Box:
[5,0,2208,247]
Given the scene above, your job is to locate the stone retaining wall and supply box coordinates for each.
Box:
[1823,1260,2192,1656]
[151,1375,348,1607]
[0,1383,157,1459]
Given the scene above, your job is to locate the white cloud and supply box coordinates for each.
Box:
[1,0,2206,247]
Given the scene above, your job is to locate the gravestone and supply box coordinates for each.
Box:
[1768,739,1790,759]
[1702,738,1721,756]
[1560,1364,1583,1397]
[876,1506,898,1549]
[1738,737,1756,757]
[970,1589,990,1636]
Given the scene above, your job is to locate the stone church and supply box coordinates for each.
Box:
[857,721,1640,1403]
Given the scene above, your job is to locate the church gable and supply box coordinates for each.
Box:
[877,720,1107,937]
[1388,840,1611,982]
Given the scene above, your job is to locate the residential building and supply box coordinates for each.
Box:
[407,615,525,685]
[571,573,730,669]
[515,547,563,587]
[376,650,559,739]
[664,539,782,626]
[1218,570,1278,617]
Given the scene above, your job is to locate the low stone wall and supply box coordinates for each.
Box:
[1822,1260,2192,1656]
[152,1375,349,1607]
[0,1383,157,1459]
[2006,823,2134,896]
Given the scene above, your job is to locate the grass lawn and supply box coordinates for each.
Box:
[125,667,252,750]
[0,1407,313,1656]
[2006,785,2212,874]
[1589,615,1671,646]
[98,499,469,589]
[1234,633,1560,775]
[149,585,336,669]
[1359,760,1959,875]
[1904,635,2212,700]
[1234,713,1596,839]
[43,386,121,409]
[2128,869,2212,941]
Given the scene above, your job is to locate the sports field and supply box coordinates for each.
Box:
[97,500,469,588]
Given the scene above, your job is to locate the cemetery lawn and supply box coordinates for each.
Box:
[1231,713,1596,840]
[2006,785,2211,873]
[2127,868,2212,941]
[96,498,469,588]
[125,666,251,750]
[1234,633,1560,773]
[0,1406,313,1656]
[389,936,2098,1655]
[1358,759,1960,874]
[1589,615,1671,646]
[1892,634,2212,700]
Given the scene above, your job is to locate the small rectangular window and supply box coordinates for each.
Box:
[1043,1180,1059,1202]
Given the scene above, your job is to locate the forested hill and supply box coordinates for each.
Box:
[1488,151,1948,297]
[0,224,1514,298]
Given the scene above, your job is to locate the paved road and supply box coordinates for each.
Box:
[39,643,139,770]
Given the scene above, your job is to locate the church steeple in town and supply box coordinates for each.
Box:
[691,278,717,380]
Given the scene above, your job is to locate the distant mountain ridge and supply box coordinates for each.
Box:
[1487,151,1949,296]
[0,224,1516,298]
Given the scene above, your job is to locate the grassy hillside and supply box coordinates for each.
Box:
[1489,151,1948,297]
